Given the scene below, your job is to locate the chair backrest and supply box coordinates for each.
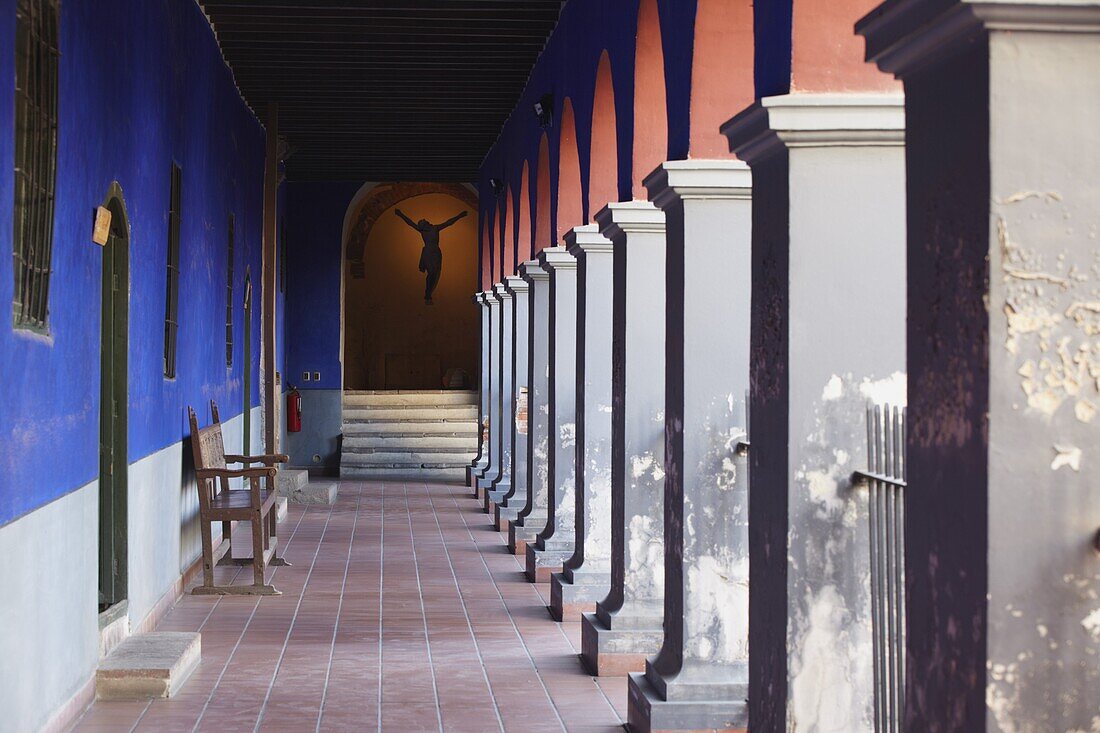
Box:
[188,406,227,472]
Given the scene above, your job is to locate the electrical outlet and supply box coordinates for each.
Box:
[312,371,321,381]
[302,371,311,382]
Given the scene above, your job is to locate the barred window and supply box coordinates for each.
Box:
[226,214,234,368]
[163,163,181,378]
[12,0,60,331]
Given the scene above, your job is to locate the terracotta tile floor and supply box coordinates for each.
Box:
[72,481,627,732]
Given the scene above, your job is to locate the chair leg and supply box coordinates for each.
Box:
[251,509,266,588]
[199,518,215,589]
[217,520,234,566]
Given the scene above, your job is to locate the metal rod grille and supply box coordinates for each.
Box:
[856,404,906,733]
[12,0,59,331]
[163,164,182,378]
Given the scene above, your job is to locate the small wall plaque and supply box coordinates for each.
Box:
[92,206,112,246]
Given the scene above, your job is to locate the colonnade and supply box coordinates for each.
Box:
[471,3,1097,730]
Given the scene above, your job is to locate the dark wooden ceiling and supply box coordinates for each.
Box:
[199,1,563,182]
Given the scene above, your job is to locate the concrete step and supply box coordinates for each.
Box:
[342,420,478,436]
[342,450,476,465]
[287,481,338,505]
[343,390,478,407]
[275,468,309,494]
[343,405,478,421]
[343,434,477,450]
[341,465,467,482]
[96,632,200,700]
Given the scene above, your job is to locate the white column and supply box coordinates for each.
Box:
[628,161,753,731]
[580,201,667,676]
[858,3,1100,728]
[495,275,531,532]
[723,94,906,731]
[509,260,550,556]
[526,246,579,583]
[485,282,514,511]
[476,286,505,495]
[469,291,491,487]
[551,224,615,621]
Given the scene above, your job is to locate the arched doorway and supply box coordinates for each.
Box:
[344,185,479,390]
[99,183,129,612]
[557,98,583,239]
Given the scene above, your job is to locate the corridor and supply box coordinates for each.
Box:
[71,482,626,733]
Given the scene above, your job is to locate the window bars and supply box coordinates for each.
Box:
[226,214,235,368]
[163,164,182,378]
[12,0,60,330]
[853,404,907,733]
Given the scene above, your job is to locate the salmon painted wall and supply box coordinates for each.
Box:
[0,0,267,527]
[344,193,478,389]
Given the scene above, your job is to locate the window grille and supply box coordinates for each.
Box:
[853,404,907,733]
[12,0,60,330]
[163,164,182,378]
[226,214,235,368]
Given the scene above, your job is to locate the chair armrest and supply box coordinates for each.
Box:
[224,454,290,466]
[196,466,277,480]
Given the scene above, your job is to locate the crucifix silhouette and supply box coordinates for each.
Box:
[395,208,469,304]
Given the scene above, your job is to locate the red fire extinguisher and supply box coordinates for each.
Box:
[287,387,302,433]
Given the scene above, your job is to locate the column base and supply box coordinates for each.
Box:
[476,472,497,493]
[484,484,509,513]
[508,515,546,555]
[550,568,610,621]
[525,540,569,583]
[494,497,525,531]
[579,608,663,677]
[627,672,747,733]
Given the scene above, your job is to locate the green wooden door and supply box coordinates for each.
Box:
[99,193,129,611]
[242,271,252,453]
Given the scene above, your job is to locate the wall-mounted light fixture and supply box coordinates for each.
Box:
[533,93,554,128]
[489,178,505,196]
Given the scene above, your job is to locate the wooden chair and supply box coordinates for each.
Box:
[188,401,290,595]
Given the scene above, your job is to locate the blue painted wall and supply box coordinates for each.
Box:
[0,0,267,527]
[284,181,360,392]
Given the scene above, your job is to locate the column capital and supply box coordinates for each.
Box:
[722,93,905,165]
[538,245,578,273]
[594,200,665,242]
[857,0,1100,77]
[493,282,513,301]
[504,275,529,295]
[473,291,488,306]
[565,224,614,259]
[519,259,549,283]
[644,160,752,211]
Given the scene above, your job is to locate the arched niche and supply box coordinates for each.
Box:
[633,0,669,197]
[517,160,532,270]
[690,0,754,157]
[589,50,619,216]
[556,97,583,242]
[481,207,495,291]
[344,191,479,390]
[534,134,551,258]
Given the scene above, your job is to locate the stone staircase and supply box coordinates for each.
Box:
[340,390,479,482]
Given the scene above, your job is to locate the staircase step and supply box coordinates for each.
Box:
[343,434,477,450]
[96,632,200,700]
[341,465,467,482]
[287,481,338,505]
[275,468,309,493]
[343,406,478,421]
[343,390,478,407]
[343,420,478,435]
[342,451,476,465]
